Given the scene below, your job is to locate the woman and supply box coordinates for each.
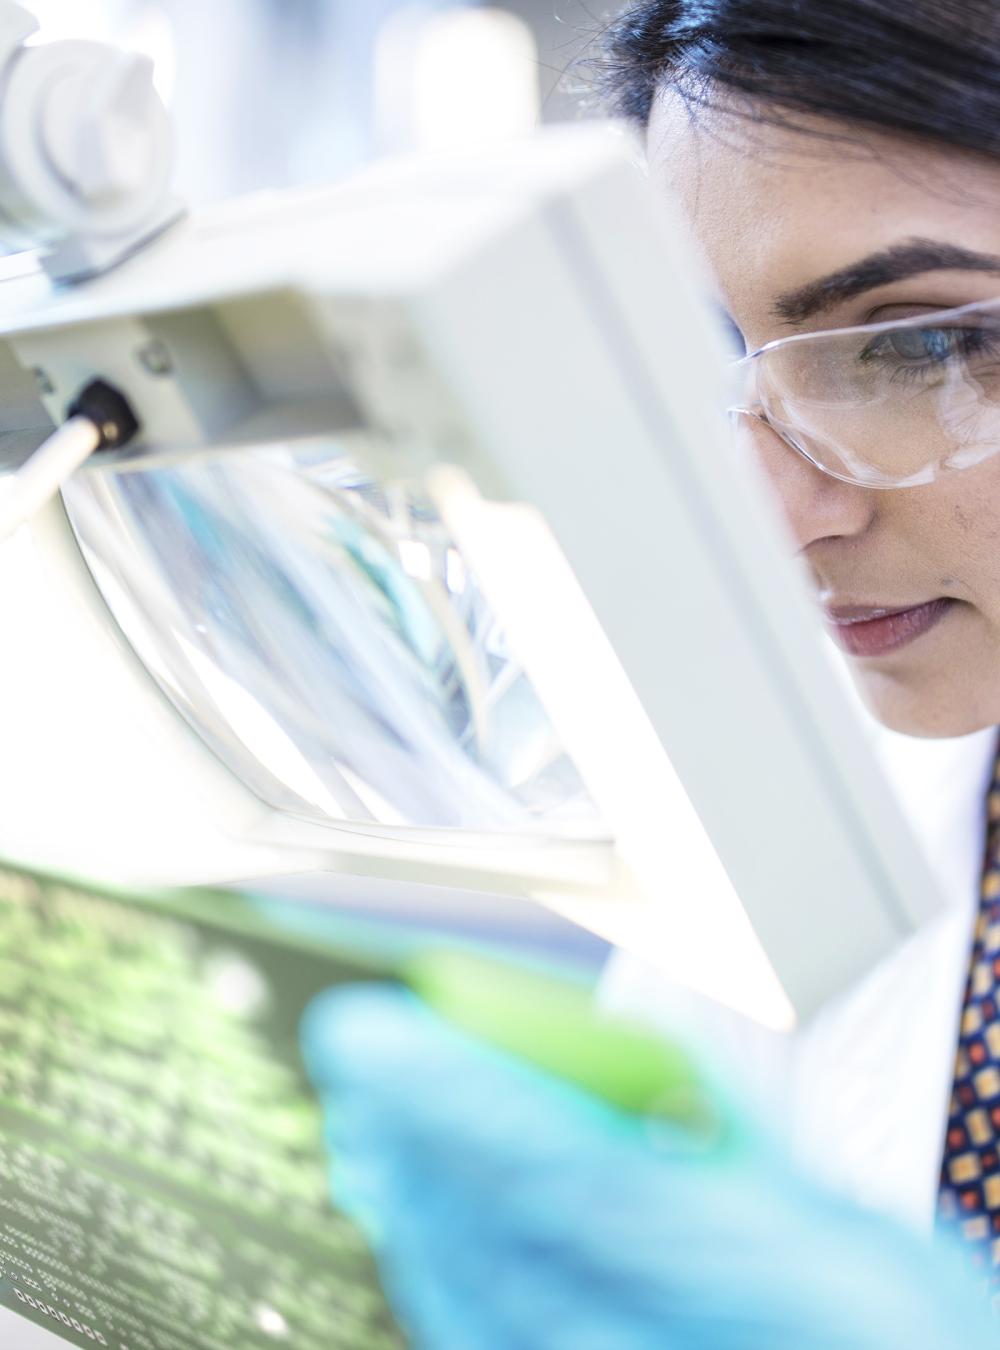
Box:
[303,1,1000,1342]
[596,0,1000,1265]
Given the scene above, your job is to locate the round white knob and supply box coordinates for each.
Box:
[42,52,163,206]
[0,33,178,276]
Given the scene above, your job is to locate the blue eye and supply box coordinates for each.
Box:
[863,327,957,363]
[859,325,1000,366]
[855,324,1000,388]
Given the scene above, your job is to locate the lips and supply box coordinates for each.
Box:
[824,598,955,658]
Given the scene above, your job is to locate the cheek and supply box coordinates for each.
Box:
[909,470,1000,608]
[850,469,1000,736]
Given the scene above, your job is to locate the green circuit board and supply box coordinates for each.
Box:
[0,863,406,1350]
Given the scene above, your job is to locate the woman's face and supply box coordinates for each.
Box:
[647,96,1000,737]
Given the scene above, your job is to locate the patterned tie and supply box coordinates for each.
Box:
[939,739,1000,1290]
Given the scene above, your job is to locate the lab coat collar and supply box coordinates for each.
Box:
[790,723,998,1230]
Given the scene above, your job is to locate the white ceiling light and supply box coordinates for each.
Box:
[377,5,541,153]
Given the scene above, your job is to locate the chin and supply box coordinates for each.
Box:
[853,669,999,739]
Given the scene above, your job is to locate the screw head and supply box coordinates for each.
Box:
[137,340,174,377]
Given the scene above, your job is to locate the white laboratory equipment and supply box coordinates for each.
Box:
[0,5,943,1041]
[0,1,178,278]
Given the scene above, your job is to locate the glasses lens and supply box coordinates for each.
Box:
[61,442,601,837]
[757,310,1000,484]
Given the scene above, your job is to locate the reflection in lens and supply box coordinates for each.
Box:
[62,443,603,838]
[756,316,1000,486]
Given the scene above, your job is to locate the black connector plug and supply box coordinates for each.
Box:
[66,379,142,450]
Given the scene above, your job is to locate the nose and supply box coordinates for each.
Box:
[734,409,876,553]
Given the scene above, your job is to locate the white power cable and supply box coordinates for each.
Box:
[0,415,102,542]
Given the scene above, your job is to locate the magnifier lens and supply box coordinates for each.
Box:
[61,442,602,838]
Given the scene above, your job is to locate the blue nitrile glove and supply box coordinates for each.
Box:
[301,984,993,1350]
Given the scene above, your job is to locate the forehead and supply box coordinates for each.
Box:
[646,93,1000,334]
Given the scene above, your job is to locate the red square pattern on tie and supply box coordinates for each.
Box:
[939,737,1000,1296]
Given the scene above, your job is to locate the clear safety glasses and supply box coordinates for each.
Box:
[733,297,1000,488]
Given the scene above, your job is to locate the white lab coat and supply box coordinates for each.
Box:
[601,723,998,1233]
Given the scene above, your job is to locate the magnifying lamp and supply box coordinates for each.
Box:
[0,8,944,1030]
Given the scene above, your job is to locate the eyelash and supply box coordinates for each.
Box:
[858,327,1000,383]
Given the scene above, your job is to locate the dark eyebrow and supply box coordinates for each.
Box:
[772,238,1000,324]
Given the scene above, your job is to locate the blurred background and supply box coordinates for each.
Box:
[27,0,604,204]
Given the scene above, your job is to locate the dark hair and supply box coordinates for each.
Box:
[595,0,1000,157]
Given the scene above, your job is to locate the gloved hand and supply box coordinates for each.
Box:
[301,981,992,1350]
